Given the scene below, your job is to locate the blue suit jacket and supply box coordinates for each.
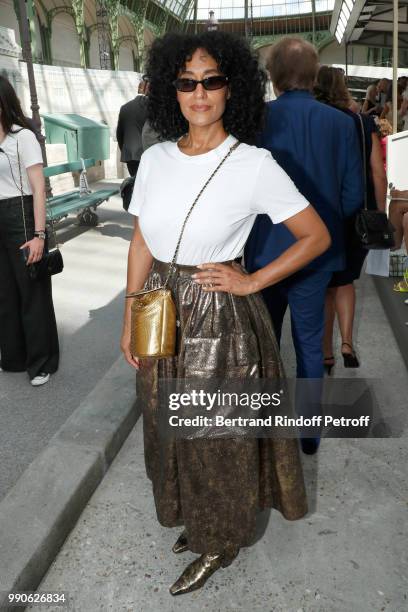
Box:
[245,91,364,272]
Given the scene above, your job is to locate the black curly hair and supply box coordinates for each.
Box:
[145,31,266,144]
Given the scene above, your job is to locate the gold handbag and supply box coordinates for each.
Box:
[125,141,239,359]
[127,286,176,358]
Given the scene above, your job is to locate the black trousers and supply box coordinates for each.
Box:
[126,160,140,177]
[0,196,59,379]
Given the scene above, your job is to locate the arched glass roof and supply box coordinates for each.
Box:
[145,0,334,23]
[165,0,188,17]
[195,0,334,21]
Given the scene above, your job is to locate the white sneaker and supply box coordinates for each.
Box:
[31,372,50,386]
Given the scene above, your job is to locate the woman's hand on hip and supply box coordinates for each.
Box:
[192,262,257,296]
[20,237,44,264]
[120,326,140,370]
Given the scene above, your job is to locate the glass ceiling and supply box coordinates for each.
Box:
[148,0,334,23]
[164,0,188,18]
[195,0,335,20]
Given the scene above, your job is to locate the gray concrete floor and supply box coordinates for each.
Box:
[27,269,408,611]
[0,182,131,500]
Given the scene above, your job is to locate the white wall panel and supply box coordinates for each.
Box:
[118,43,134,71]
[0,0,20,44]
[51,13,81,67]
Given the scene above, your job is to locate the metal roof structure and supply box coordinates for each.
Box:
[330,0,408,130]
[331,0,408,48]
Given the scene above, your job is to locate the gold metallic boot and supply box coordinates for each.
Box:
[169,549,238,596]
[172,531,189,554]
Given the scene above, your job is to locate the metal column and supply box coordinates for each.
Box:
[193,0,198,33]
[311,0,316,46]
[96,0,112,70]
[17,0,49,172]
[245,0,249,38]
[392,0,399,133]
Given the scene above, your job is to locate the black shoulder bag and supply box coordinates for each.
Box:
[17,138,64,280]
[354,114,395,249]
[120,175,135,212]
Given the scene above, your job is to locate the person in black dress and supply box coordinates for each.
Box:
[314,66,387,371]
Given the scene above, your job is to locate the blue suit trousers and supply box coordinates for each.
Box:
[262,269,331,438]
[262,269,332,379]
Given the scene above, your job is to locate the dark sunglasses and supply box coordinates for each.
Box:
[173,75,229,92]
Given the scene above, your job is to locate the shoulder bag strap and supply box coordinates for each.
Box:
[163,140,240,287]
[16,137,60,251]
[357,113,368,211]
[16,139,28,244]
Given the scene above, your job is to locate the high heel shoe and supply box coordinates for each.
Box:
[323,356,335,376]
[169,549,239,596]
[341,342,359,368]
[172,531,189,554]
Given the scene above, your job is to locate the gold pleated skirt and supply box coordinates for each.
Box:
[136,259,308,555]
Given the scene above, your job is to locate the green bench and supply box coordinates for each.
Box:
[43,158,119,226]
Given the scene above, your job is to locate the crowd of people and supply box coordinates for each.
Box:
[0,29,406,596]
[362,76,408,133]
[362,76,408,291]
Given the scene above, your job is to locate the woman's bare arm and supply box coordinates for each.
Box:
[193,206,331,295]
[380,103,390,120]
[362,86,377,114]
[248,206,331,291]
[21,163,46,264]
[399,97,408,118]
[361,99,371,114]
[370,133,387,212]
[121,218,154,368]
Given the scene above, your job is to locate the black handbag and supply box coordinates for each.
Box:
[355,209,395,250]
[120,175,135,212]
[354,115,395,250]
[25,247,64,281]
[17,139,64,280]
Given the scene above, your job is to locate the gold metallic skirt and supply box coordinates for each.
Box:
[136,259,307,555]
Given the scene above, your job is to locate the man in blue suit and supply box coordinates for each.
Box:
[245,37,363,454]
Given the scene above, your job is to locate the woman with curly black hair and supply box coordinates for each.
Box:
[121,31,330,595]
[144,31,266,144]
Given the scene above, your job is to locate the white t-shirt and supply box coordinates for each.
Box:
[0,125,43,200]
[128,134,309,265]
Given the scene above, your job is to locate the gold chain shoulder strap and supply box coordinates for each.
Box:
[162,140,240,288]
